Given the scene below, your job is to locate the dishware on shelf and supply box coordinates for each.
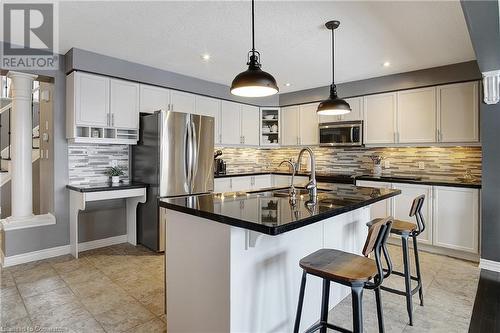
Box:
[270,124,278,132]
[264,115,274,120]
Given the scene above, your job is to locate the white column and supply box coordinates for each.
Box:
[7,71,37,218]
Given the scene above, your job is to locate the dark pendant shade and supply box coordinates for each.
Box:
[317,20,351,115]
[230,0,278,98]
[317,84,351,115]
[231,55,279,97]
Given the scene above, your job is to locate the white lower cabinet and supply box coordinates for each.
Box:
[433,186,479,253]
[392,183,433,245]
[253,175,273,189]
[356,180,479,254]
[214,178,232,193]
[356,181,393,219]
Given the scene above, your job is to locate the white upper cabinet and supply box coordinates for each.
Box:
[392,183,433,244]
[319,97,363,123]
[433,186,479,253]
[437,81,479,143]
[72,72,110,127]
[170,90,196,114]
[139,84,170,114]
[363,92,397,144]
[281,106,300,146]
[397,87,437,143]
[299,103,319,145]
[195,95,221,144]
[220,101,241,145]
[110,79,140,129]
[240,105,260,146]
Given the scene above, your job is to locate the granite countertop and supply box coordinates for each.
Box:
[66,181,148,192]
[160,184,401,235]
[214,171,481,189]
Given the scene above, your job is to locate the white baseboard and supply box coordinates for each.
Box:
[480,259,500,272]
[78,235,128,252]
[1,234,128,267]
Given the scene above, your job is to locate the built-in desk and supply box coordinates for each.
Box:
[66,182,147,258]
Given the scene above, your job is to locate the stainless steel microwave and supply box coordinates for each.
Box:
[319,121,363,147]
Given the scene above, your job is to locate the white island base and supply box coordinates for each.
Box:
[165,207,370,333]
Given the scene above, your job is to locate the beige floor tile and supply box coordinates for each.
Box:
[80,288,136,315]
[138,289,165,316]
[29,299,94,329]
[159,314,167,323]
[68,274,121,298]
[60,264,103,286]
[51,256,93,274]
[0,288,28,322]
[0,315,33,331]
[128,317,167,333]
[11,264,58,284]
[94,301,155,333]
[0,270,15,288]
[17,275,67,298]
[23,286,77,315]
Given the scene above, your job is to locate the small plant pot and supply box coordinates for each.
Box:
[111,176,120,184]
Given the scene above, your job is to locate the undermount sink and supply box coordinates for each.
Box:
[272,188,329,197]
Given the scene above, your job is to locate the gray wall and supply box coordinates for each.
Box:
[461,0,500,262]
[279,61,481,106]
[1,43,69,256]
[66,48,279,107]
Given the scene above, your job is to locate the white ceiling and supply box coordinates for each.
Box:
[57,1,476,93]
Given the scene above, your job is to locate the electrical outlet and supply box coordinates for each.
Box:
[384,160,391,168]
[418,161,425,170]
[111,160,118,167]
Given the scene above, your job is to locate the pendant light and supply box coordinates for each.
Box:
[317,20,351,115]
[230,0,279,97]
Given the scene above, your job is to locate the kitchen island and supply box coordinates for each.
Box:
[160,184,400,333]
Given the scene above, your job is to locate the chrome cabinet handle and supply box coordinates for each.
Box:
[107,113,110,126]
[111,113,115,126]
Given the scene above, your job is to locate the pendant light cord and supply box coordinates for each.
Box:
[331,26,335,86]
[251,0,255,55]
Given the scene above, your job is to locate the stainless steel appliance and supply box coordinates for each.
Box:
[132,110,214,251]
[319,120,363,147]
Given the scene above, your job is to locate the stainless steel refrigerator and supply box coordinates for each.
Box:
[132,110,214,251]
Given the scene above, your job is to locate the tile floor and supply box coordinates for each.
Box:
[1,244,165,333]
[1,243,479,333]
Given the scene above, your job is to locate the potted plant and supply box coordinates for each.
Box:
[105,166,124,184]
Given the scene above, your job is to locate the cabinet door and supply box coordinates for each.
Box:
[392,183,433,244]
[231,176,252,192]
[437,81,479,143]
[433,186,479,253]
[252,175,273,189]
[220,101,241,145]
[214,178,231,193]
[75,72,109,127]
[273,175,292,187]
[281,106,300,146]
[356,181,393,219]
[110,79,140,129]
[397,87,437,143]
[139,84,170,114]
[364,93,397,144]
[170,90,195,114]
[319,97,363,123]
[299,103,319,145]
[195,96,221,144]
[240,105,260,146]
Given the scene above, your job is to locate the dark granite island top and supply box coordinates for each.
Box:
[160,184,400,235]
[66,181,147,192]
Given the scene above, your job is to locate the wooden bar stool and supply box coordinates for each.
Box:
[293,217,393,333]
[370,195,426,326]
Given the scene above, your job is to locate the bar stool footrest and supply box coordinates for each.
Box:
[303,321,352,333]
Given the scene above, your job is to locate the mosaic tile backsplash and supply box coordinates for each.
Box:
[68,144,129,185]
[218,146,482,182]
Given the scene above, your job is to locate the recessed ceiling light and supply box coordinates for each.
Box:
[383,61,391,67]
[201,53,211,61]
[285,83,291,87]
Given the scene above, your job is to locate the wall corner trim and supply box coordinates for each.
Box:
[479,258,500,272]
[1,234,128,267]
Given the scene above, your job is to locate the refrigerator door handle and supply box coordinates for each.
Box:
[190,120,198,191]
[184,119,192,190]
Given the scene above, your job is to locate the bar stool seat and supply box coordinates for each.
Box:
[300,249,378,283]
[371,218,416,235]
